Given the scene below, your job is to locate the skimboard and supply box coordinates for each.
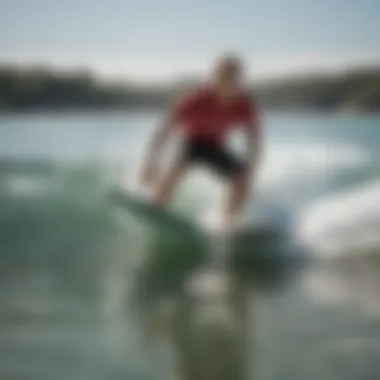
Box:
[109,186,202,237]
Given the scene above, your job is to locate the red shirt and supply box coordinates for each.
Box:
[171,85,259,145]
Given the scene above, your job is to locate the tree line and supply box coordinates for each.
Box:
[1,64,379,112]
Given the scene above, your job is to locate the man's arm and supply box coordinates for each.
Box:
[140,87,202,187]
[140,113,175,187]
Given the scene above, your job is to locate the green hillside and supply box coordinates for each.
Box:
[1,65,379,112]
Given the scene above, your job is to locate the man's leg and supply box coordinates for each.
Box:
[202,145,251,231]
[152,157,189,206]
[222,169,250,230]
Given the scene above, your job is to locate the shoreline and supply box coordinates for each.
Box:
[0,107,379,118]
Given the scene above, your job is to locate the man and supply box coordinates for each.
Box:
[139,54,262,231]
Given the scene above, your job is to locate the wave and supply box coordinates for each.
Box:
[298,180,380,258]
[260,141,370,187]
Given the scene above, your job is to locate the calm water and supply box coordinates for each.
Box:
[0,112,380,380]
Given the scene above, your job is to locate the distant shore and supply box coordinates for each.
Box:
[0,64,379,113]
[1,107,379,118]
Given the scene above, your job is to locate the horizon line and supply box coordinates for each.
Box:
[1,53,380,84]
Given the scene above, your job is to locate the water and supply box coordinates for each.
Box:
[0,112,380,380]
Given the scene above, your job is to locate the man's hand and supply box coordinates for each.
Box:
[139,161,159,188]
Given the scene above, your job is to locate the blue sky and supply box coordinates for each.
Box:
[1,0,380,81]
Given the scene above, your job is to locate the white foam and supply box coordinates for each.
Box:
[260,142,370,187]
[297,180,380,257]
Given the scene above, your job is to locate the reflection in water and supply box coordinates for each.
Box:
[305,251,380,315]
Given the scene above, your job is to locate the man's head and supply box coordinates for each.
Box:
[212,53,245,98]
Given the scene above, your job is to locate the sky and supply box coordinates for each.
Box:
[1,0,380,81]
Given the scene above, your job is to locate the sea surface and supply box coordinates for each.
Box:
[0,112,380,380]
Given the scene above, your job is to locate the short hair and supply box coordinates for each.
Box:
[214,53,244,77]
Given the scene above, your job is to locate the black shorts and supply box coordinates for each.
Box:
[181,138,246,179]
